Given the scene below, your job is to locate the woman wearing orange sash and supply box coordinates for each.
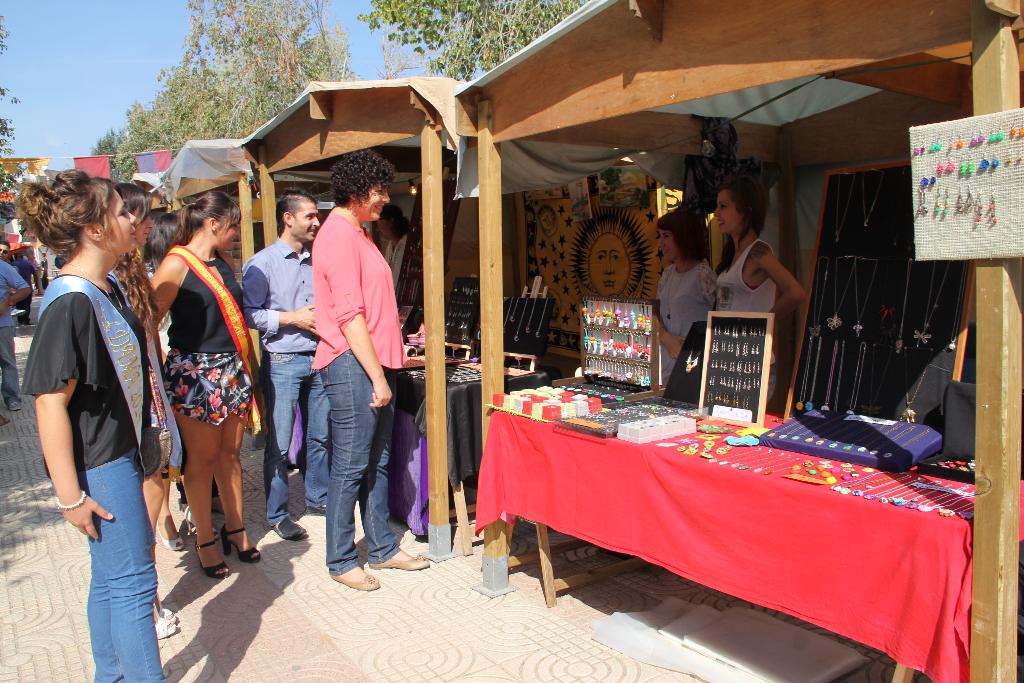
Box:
[152,191,260,579]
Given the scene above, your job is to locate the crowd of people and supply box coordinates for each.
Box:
[15,149,424,681]
[11,140,801,680]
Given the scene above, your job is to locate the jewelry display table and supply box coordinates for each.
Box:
[476,411,1024,683]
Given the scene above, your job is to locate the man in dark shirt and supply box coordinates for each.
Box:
[11,250,39,325]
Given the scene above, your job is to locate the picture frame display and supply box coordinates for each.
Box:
[699,311,774,427]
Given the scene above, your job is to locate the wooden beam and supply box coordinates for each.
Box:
[462,0,971,143]
[421,118,452,559]
[787,91,966,167]
[309,91,332,121]
[477,99,513,593]
[772,128,798,414]
[628,0,664,42]
[831,53,971,107]
[523,110,779,162]
[257,146,277,249]
[237,174,255,264]
[969,1,1022,681]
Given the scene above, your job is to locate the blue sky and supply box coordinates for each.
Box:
[3,1,394,167]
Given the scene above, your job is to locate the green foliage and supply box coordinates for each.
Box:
[361,0,586,79]
[96,0,354,179]
[0,18,21,192]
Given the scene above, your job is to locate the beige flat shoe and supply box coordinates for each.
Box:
[368,554,430,571]
[331,571,380,591]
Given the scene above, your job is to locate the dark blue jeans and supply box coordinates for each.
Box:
[79,454,165,682]
[262,351,330,525]
[321,351,399,575]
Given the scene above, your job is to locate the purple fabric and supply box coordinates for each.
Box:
[388,408,429,535]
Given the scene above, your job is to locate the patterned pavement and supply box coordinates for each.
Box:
[0,326,928,682]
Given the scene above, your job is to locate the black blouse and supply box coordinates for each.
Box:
[23,285,150,472]
[167,255,243,353]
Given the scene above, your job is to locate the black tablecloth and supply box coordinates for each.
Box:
[395,367,549,486]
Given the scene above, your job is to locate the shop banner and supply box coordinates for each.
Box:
[135,150,172,174]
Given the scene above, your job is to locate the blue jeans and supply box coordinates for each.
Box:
[262,351,330,525]
[0,325,19,405]
[321,351,399,575]
[78,454,164,682]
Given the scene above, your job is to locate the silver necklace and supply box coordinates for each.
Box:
[894,259,913,354]
[848,341,868,412]
[914,262,951,348]
[833,174,856,243]
[808,257,829,337]
[822,340,839,411]
[946,266,967,351]
[827,257,855,331]
[851,257,879,337]
[861,171,884,228]
[523,296,540,335]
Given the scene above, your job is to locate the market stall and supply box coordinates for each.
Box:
[241,78,495,558]
[455,0,1023,680]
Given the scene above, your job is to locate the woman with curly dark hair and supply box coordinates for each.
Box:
[313,149,428,591]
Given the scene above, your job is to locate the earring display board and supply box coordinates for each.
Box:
[445,277,479,347]
[787,164,970,428]
[909,107,1024,261]
[504,296,556,358]
[699,312,774,427]
[580,297,659,389]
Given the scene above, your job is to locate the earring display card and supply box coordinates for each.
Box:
[580,297,660,389]
[788,164,970,427]
[504,296,555,358]
[909,107,1024,261]
[445,277,480,347]
[699,312,774,427]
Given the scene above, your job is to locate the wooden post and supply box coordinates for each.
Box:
[237,172,262,365]
[258,146,277,248]
[970,1,1022,681]
[421,119,455,562]
[773,126,799,413]
[475,99,514,597]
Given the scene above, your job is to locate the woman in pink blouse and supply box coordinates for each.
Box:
[313,150,429,591]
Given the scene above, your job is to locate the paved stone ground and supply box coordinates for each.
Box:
[1,325,928,682]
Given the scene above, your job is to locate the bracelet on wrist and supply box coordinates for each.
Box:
[56,491,88,512]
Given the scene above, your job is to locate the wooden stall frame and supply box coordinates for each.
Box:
[463,0,1024,677]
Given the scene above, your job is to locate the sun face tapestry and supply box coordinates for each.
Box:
[525,190,660,352]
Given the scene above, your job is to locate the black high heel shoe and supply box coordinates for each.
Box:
[195,536,230,579]
[221,525,261,563]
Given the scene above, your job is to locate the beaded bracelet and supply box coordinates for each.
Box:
[56,491,88,512]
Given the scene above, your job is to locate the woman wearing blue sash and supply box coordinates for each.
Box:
[17,170,166,682]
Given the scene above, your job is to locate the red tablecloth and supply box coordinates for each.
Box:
[476,412,1024,683]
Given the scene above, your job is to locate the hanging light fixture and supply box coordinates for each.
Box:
[408,179,418,195]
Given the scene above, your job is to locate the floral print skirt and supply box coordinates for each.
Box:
[164,349,252,426]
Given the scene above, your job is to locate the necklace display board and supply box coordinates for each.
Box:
[580,296,659,389]
[663,321,708,404]
[444,277,479,348]
[787,164,970,427]
[503,295,556,359]
[699,312,774,427]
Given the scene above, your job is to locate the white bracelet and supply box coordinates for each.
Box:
[56,491,88,511]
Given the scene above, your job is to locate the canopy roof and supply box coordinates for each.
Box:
[160,139,250,199]
[243,78,464,173]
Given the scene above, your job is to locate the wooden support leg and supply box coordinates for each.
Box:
[476,520,514,597]
[535,523,557,608]
[452,482,474,556]
[890,664,915,683]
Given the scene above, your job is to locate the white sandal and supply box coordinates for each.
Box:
[155,612,180,640]
[157,525,185,552]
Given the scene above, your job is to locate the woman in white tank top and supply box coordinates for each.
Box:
[714,177,805,317]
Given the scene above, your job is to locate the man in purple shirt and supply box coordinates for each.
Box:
[0,246,31,411]
[243,189,327,541]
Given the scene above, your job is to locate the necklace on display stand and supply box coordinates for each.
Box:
[851,257,879,337]
[808,256,829,338]
[914,261,951,348]
[827,257,855,331]
[899,356,930,423]
[848,342,868,413]
[864,343,893,417]
[530,298,549,339]
[821,340,840,412]
[833,174,856,244]
[861,170,884,228]
[523,296,540,335]
[946,265,968,351]
[832,340,847,412]
[894,259,913,354]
